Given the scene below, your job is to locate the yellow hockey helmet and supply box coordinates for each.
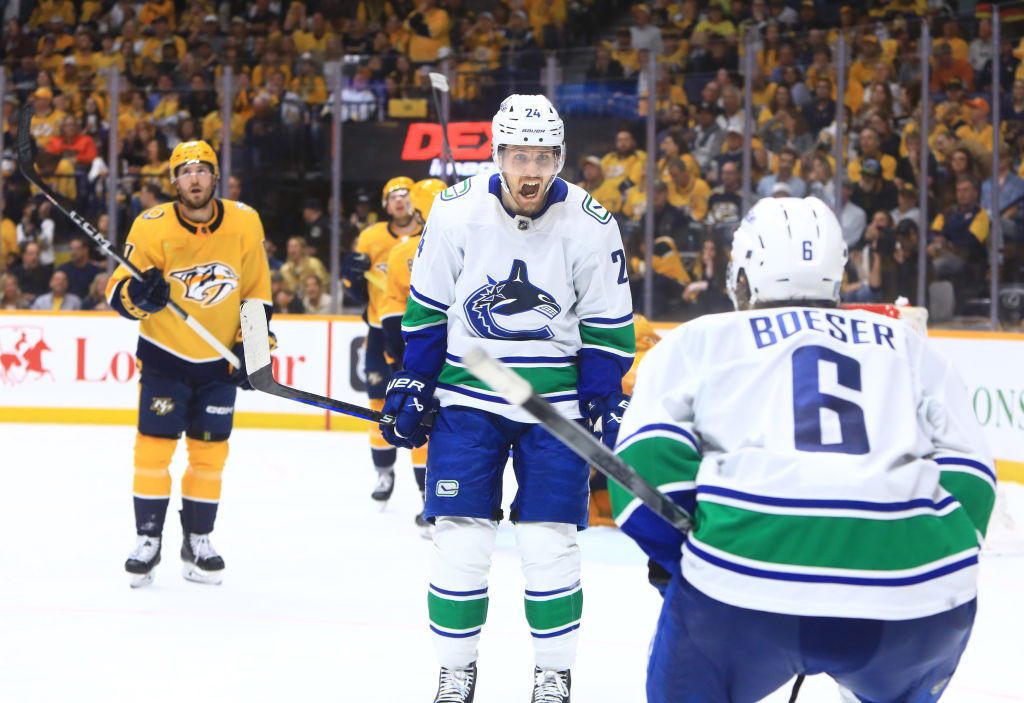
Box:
[169,140,218,182]
[410,178,447,220]
[381,176,415,207]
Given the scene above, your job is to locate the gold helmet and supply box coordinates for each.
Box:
[410,178,447,221]
[169,140,218,182]
[381,176,415,207]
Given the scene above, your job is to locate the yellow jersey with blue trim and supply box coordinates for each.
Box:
[106,198,272,381]
[355,220,422,327]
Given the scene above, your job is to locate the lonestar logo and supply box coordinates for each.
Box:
[0,326,53,385]
[169,262,239,307]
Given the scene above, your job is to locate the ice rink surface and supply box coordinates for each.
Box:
[0,424,1021,703]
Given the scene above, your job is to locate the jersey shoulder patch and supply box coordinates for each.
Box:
[581,194,612,224]
[233,200,255,213]
[439,179,471,202]
[141,207,165,220]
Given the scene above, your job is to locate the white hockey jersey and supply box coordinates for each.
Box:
[401,174,635,422]
[612,306,995,621]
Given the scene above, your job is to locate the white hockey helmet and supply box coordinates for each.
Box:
[727,196,848,308]
[491,94,565,187]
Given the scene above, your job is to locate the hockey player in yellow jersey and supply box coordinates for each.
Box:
[343,175,422,502]
[380,178,446,529]
[105,140,272,587]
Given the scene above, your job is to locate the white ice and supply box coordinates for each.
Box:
[0,424,1021,703]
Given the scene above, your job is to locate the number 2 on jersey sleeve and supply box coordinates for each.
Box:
[791,345,870,455]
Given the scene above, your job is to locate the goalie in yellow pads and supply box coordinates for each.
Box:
[105,140,272,587]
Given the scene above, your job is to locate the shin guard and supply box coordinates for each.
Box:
[516,522,583,671]
[429,517,498,668]
[132,432,176,536]
[180,437,228,534]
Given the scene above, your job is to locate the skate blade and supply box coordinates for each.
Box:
[182,563,223,585]
[129,571,155,588]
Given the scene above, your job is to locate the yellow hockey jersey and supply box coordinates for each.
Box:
[106,198,272,380]
[355,221,421,327]
[380,234,420,324]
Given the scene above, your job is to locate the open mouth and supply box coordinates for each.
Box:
[519,183,540,199]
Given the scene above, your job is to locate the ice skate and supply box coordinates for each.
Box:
[531,667,570,703]
[433,662,477,703]
[180,532,224,585]
[125,535,161,588]
[371,467,395,503]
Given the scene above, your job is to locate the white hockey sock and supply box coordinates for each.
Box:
[516,521,582,671]
[428,516,498,668]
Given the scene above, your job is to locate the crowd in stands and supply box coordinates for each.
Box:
[1,0,1022,322]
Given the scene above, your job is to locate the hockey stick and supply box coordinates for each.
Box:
[239,299,395,424]
[428,72,457,186]
[461,347,692,532]
[15,105,240,368]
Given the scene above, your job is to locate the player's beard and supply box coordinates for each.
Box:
[392,211,414,228]
[504,174,551,216]
[177,181,216,214]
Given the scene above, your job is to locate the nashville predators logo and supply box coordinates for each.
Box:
[169,262,240,307]
[150,397,175,416]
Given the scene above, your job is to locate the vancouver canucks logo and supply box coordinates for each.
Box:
[464,259,561,340]
[170,262,240,307]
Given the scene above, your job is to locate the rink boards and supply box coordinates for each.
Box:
[0,311,1021,483]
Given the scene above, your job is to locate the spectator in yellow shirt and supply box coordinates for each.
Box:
[610,27,640,75]
[934,18,968,62]
[692,1,736,48]
[202,95,247,151]
[139,0,177,30]
[30,88,66,150]
[36,35,65,76]
[849,127,898,182]
[29,0,76,31]
[665,157,710,221]
[252,45,293,88]
[955,98,993,151]
[848,35,888,87]
[576,156,624,214]
[602,129,647,191]
[291,54,329,104]
[404,0,451,62]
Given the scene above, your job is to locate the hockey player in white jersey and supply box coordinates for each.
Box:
[379,94,635,702]
[612,196,995,703]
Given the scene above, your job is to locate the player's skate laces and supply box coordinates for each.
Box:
[433,662,477,703]
[181,533,224,584]
[531,668,570,703]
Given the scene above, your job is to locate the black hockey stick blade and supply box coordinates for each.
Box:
[239,300,394,425]
[16,105,240,368]
[462,347,693,533]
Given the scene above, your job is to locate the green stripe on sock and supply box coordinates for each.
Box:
[524,589,583,632]
[428,591,489,631]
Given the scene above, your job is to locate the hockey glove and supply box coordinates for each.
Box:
[126,268,171,314]
[380,370,437,449]
[584,392,631,449]
[342,252,370,304]
[229,331,277,390]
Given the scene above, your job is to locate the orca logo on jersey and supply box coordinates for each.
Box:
[464,259,561,340]
[169,262,240,307]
